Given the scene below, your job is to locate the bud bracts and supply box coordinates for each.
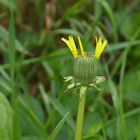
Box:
[74,55,97,84]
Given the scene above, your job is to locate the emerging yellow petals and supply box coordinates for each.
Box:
[61,36,78,59]
[61,35,107,60]
[95,37,107,60]
[77,36,85,57]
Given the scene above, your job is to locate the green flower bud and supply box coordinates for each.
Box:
[0,93,13,140]
[73,55,97,84]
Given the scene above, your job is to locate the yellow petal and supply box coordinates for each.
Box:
[95,37,102,59]
[61,38,73,52]
[77,36,85,57]
[61,36,78,59]
[68,36,78,58]
[95,37,107,60]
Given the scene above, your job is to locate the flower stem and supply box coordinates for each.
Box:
[75,86,87,140]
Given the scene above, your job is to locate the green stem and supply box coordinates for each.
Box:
[75,86,87,140]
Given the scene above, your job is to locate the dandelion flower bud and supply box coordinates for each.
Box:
[73,55,97,84]
[62,35,107,89]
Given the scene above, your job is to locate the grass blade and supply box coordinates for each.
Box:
[39,84,75,131]
[9,6,21,140]
[18,97,48,138]
[99,0,118,41]
[48,112,70,140]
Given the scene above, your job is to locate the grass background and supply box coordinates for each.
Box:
[0,0,140,140]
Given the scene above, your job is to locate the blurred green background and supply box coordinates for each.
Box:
[0,0,140,140]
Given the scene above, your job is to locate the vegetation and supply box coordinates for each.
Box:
[0,0,140,140]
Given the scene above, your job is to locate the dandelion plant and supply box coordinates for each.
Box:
[61,35,107,140]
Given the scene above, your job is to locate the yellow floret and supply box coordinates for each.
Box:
[61,36,78,59]
[95,37,107,60]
